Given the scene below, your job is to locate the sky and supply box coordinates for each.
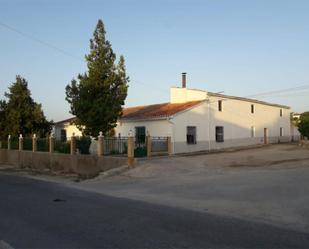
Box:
[0,0,308,121]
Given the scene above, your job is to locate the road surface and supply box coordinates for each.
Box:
[0,173,309,248]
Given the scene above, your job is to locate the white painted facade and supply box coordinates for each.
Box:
[115,87,298,154]
[53,120,82,141]
[116,119,172,138]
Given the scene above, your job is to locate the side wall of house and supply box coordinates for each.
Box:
[172,97,292,154]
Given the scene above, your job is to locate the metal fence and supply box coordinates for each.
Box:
[151,137,168,153]
[37,138,49,152]
[0,137,49,152]
[104,137,128,155]
[54,140,70,154]
[23,137,33,151]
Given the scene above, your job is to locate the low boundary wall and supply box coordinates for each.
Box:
[0,149,128,178]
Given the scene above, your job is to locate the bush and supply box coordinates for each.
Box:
[54,140,70,154]
[76,136,91,154]
[10,137,19,150]
[298,112,309,139]
[0,140,8,149]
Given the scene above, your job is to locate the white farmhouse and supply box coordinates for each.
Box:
[54,73,299,154]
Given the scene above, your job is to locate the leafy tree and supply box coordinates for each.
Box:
[0,100,7,139]
[65,19,129,137]
[0,75,52,138]
[298,112,309,139]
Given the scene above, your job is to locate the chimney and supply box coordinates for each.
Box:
[182,72,187,88]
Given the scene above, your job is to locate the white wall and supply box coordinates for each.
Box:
[171,95,292,153]
[54,123,82,141]
[115,119,172,138]
[170,87,208,103]
[171,102,209,153]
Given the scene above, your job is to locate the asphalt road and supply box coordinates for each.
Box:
[0,173,309,249]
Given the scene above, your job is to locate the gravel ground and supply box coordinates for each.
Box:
[74,143,309,233]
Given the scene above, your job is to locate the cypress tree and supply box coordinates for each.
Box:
[65,19,129,136]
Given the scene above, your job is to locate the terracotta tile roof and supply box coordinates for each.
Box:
[54,101,204,124]
[121,100,205,120]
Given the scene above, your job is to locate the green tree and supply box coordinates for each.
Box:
[0,100,7,139]
[65,19,129,136]
[0,75,51,138]
[298,112,309,139]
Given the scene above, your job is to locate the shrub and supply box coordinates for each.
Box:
[76,136,91,154]
[54,141,70,154]
[298,112,309,139]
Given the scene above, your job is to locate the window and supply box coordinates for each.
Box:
[187,126,196,144]
[280,109,283,117]
[60,129,67,142]
[218,100,222,112]
[135,126,146,145]
[216,126,224,142]
[280,127,284,137]
[251,126,255,138]
[251,104,254,114]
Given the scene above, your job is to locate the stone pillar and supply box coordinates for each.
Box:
[49,133,55,153]
[167,136,173,156]
[19,134,23,151]
[97,131,104,157]
[147,134,152,157]
[8,135,11,150]
[32,134,37,152]
[70,133,76,155]
[127,131,134,167]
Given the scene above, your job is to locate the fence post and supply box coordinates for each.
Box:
[167,136,173,156]
[32,134,37,152]
[8,135,11,150]
[97,131,104,157]
[70,133,76,155]
[147,134,152,157]
[49,133,54,153]
[19,134,23,151]
[127,131,134,167]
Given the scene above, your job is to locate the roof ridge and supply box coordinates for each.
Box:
[208,92,290,109]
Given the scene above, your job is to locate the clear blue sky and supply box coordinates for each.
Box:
[0,0,308,121]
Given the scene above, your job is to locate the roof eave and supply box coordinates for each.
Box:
[208,92,290,109]
[119,116,170,122]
